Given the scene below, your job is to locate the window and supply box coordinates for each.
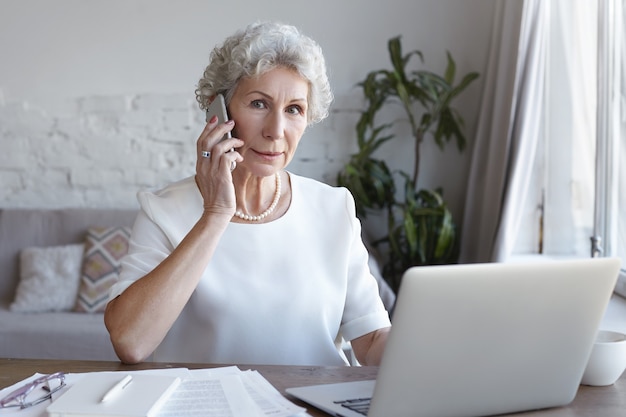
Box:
[513,0,596,259]
[514,0,626,296]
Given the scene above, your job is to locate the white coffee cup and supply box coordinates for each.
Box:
[581,330,626,386]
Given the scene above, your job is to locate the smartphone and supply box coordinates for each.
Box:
[205,93,232,141]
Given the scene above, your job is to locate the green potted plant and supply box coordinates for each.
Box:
[337,36,479,294]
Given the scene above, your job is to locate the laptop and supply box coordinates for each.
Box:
[287,257,621,417]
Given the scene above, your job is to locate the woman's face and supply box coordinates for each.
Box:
[228,66,309,178]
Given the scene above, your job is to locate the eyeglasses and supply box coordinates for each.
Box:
[0,372,66,409]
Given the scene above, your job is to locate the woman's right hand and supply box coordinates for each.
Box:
[195,115,244,218]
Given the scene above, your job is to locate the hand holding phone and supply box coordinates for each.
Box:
[205,94,232,142]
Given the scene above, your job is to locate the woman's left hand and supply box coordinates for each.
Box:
[351,327,391,366]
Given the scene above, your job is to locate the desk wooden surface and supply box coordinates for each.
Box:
[1,358,625,416]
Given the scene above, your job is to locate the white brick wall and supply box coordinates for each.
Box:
[0,0,497,220]
[0,93,354,209]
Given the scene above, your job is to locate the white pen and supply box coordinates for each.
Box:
[100,375,133,403]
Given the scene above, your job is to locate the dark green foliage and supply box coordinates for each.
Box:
[337,36,479,294]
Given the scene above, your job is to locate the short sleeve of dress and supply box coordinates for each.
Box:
[108,178,200,301]
[338,189,392,341]
[107,209,171,300]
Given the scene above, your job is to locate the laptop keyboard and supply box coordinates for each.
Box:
[334,397,371,415]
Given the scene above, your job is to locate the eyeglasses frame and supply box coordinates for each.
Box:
[0,372,66,409]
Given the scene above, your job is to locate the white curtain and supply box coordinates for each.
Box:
[617,0,626,292]
[595,0,623,257]
[595,0,626,295]
[459,0,548,263]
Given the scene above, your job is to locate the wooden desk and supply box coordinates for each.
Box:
[0,358,376,417]
[1,358,625,416]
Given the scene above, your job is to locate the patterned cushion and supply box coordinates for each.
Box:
[74,226,131,313]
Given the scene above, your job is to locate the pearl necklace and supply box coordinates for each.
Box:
[234,172,281,221]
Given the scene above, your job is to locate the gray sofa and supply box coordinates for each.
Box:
[0,208,137,360]
[0,207,395,362]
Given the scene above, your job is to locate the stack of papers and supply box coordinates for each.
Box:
[0,367,309,417]
[156,367,307,417]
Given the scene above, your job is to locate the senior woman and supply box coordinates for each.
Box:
[104,21,391,366]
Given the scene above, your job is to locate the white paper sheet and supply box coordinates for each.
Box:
[0,367,308,417]
[0,369,189,417]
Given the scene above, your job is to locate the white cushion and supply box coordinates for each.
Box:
[10,244,85,313]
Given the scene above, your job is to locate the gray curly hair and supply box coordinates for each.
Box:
[195,21,333,125]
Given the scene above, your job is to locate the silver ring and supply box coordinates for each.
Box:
[201,151,211,158]
[230,161,236,171]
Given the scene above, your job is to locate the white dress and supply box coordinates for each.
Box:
[109,172,391,365]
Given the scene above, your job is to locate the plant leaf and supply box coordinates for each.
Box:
[444,51,456,84]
